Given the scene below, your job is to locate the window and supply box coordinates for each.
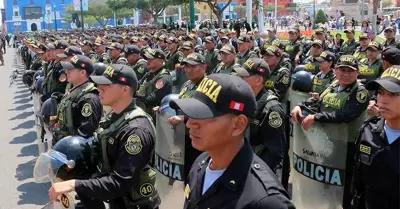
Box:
[60,0,65,4]
[13,0,18,5]
[14,11,19,16]
[30,0,34,5]
[24,7,42,19]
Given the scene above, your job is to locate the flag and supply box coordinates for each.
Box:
[229,101,244,111]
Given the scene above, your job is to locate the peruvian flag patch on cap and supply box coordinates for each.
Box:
[229,100,244,111]
[119,76,127,82]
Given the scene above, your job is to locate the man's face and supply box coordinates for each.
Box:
[147,58,162,70]
[110,48,120,58]
[126,53,139,63]
[288,32,297,41]
[360,38,370,47]
[310,45,323,56]
[204,41,215,50]
[263,54,279,67]
[318,60,330,70]
[167,42,177,51]
[186,114,238,152]
[182,48,193,56]
[184,64,205,81]
[315,33,324,41]
[220,52,235,64]
[237,42,248,53]
[94,45,105,53]
[98,84,127,106]
[367,48,380,59]
[377,87,400,120]
[81,45,91,52]
[345,32,354,40]
[384,30,395,39]
[65,68,83,84]
[334,67,359,85]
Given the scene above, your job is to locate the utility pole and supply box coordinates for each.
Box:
[80,0,84,31]
[313,0,316,28]
[54,5,57,30]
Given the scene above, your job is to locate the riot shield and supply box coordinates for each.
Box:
[291,121,360,209]
[154,112,185,208]
[33,92,46,154]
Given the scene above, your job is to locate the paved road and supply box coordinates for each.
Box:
[0,47,49,209]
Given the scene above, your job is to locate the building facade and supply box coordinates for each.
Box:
[4,0,73,33]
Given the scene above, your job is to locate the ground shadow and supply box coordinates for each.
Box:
[9,103,33,111]
[15,89,29,94]
[15,158,36,181]
[9,111,34,121]
[14,98,32,105]
[17,144,38,157]
[16,83,27,89]
[11,120,34,130]
[10,131,37,144]
[14,92,31,99]
[17,181,50,206]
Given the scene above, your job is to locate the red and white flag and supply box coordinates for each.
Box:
[229,100,244,111]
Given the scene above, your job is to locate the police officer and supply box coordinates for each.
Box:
[79,40,96,58]
[167,52,207,183]
[236,35,258,66]
[233,58,287,177]
[52,55,102,142]
[136,49,172,118]
[285,28,303,65]
[164,37,183,72]
[125,45,148,80]
[339,28,358,55]
[49,63,160,209]
[351,66,400,209]
[382,26,399,49]
[291,55,369,208]
[262,45,292,102]
[56,46,84,62]
[203,36,220,74]
[169,74,295,209]
[311,51,336,94]
[302,40,324,74]
[353,33,370,61]
[262,28,278,47]
[107,42,124,64]
[92,38,111,64]
[213,44,238,74]
[357,41,383,85]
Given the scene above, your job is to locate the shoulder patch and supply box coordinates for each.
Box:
[125,134,142,155]
[281,74,290,85]
[359,144,371,154]
[155,79,165,89]
[81,103,93,117]
[139,183,154,197]
[268,111,283,128]
[356,89,368,103]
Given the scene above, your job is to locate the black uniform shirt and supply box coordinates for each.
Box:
[183,140,295,209]
[75,102,155,201]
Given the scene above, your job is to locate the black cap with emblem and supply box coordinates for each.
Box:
[57,46,84,58]
[53,40,69,49]
[336,55,358,71]
[60,55,94,75]
[125,45,141,55]
[170,74,256,119]
[143,49,166,60]
[366,65,400,93]
[181,53,205,65]
[90,64,138,89]
[234,58,270,79]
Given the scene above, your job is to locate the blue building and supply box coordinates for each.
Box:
[4,0,73,33]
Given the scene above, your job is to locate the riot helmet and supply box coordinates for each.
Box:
[292,70,313,93]
[293,65,307,74]
[34,76,44,95]
[92,62,107,76]
[33,136,95,183]
[160,94,179,118]
[22,70,35,87]
[40,97,58,125]
[33,69,44,81]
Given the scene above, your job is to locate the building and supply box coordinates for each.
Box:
[4,0,73,33]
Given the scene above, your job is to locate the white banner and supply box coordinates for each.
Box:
[73,0,88,11]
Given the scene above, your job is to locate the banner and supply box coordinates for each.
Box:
[73,0,88,11]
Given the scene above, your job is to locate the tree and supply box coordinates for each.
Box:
[315,9,327,24]
[63,2,114,27]
[382,0,393,8]
[195,0,233,27]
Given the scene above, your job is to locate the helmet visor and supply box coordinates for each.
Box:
[33,149,69,183]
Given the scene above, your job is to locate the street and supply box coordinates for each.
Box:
[0,47,49,209]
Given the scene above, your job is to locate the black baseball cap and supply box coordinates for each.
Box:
[366,66,400,93]
[237,35,250,43]
[53,40,69,49]
[90,64,138,89]
[79,40,93,47]
[170,74,256,119]
[314,51,335,62]
[366,41,383,51]
[57,46,83,58]
[181,41,195,50]
[384,26,395,32]
[234,58,270,79]
[143,49,166,60]
[182,53,205,65]
[335,55,358,70]
[261,45,281,57]
[382,47,400,65]
[315,27,325,34]
[204,36,216,43]
[61,55,94,74]
[219,44,236,54]
[359,33,369,40]
[165,37,178,44]
[344,28,355,33]
[311,40,323,48]
[124,45,140,55]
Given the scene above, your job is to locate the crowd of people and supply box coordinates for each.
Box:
[12,22,400,209]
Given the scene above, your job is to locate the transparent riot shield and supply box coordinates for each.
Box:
[154,112,186,208]
[291,122,353,209]
[34,150,76,209]
[33,92,46,154]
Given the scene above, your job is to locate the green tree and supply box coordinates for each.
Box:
[382,0,393,8]
[63,2,114,27]
[315,9,327,24]
[195,0,233,27]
